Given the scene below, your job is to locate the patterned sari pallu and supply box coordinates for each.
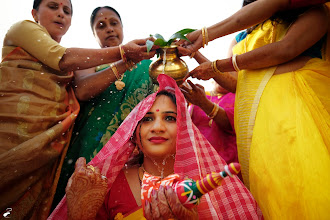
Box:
[50,74,262,220]
[0,47,79,219]
[233,10,330,219]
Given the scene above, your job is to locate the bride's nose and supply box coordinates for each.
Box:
[151,118,166,133]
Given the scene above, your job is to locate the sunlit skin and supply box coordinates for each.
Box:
[92,8,123,48]
[31,0,72,43]
[135,95,177,176]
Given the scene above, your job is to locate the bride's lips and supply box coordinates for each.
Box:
[149,137,168,143]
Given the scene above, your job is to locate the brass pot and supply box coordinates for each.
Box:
[149,45,188,85]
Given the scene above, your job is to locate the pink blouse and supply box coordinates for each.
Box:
[190,93,238,165]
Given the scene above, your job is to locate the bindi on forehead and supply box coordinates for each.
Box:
[156,109,160,112]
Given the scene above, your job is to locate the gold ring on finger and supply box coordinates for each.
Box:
[87,165,95,172]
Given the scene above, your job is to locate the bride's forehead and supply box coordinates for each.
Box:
[150,96,176,110]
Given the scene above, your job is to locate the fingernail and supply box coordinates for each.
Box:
[159,185,164,191]
[152,189,156,197]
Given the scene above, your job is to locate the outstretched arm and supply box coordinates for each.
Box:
[186,6,328,81]
[179,0,327,54]
[60,38,156,72]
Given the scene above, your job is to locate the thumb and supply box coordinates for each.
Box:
[75,157,86,171]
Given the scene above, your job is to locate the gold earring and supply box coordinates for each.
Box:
[133,146,139,156]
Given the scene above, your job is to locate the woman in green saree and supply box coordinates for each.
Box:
[53,6,157,208]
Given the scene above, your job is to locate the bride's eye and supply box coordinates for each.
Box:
[142,116,153,122]
[165,115,176,122]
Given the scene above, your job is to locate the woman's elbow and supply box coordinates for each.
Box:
[273,43,300,64]
[74,86,92,101]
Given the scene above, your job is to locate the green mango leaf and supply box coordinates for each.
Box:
[154,33,165,41]
[169,28,196,41]
[173,28,196,36]
[148,28,196,49]
[146,39,154,53]
[168,33,190,45]
[154,38,167,46]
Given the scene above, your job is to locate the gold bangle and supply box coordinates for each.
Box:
[110,63,119,79]
[232,54,240,72]
[201,27,209,48]
[202,28,205,48]
[119,44,127,63]
[211,60,223,74]
[204,27,209,46]
[208,103,220,119]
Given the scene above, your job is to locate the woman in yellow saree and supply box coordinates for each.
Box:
[182,3,330,219]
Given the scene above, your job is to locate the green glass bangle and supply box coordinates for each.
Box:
[95,64,110,72]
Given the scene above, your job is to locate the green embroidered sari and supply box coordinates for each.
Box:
[53,60,157,208]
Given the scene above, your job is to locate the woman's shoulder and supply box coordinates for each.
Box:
[4,20,49,44]
[8,20,44,32]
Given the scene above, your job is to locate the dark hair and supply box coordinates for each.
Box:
[33,0,73,15]
[242,0,309,33]
[90,6,122,32]
[156,90,176,106]
[242,0,255,7]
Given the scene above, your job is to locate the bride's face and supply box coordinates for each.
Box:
[135,95,177,160]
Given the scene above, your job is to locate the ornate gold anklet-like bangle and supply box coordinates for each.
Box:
[202,27,209,48]
[211,60,223,74]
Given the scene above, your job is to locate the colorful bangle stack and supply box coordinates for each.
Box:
[201,27,209,48]
[211,60,223,74]
[232,54,240,72]
[110,63,125,90]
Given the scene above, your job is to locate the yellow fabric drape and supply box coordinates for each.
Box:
[233,8,330,220]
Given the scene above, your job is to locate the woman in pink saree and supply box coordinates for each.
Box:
[50,74,262,219]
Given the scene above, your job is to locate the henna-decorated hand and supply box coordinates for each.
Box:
[66,157,108,220]
[165,185,198,220]
[180,80,209,108]
[176,29,203,55]
[144,185,198,220]
[144,185,175,220]
[183,61,215,82]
